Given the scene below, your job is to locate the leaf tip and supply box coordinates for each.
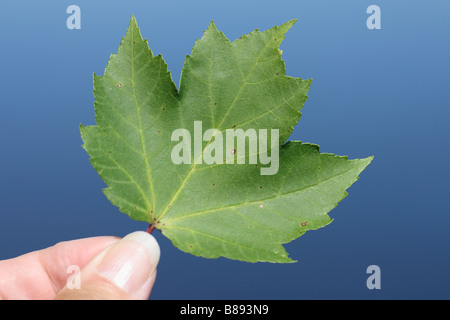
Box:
[79,123,87,136]
[127,15,140,33]
[129,14,137,25]
[278,18,298,33]
[361,155,375,167]
[271,255,296,264]
[280,256,297,263]
[206,20,219,33]
[287,18,298,26]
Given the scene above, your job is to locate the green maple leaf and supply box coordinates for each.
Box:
[80,16,372,263]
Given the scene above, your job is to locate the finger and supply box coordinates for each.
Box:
[0,236,120,300]
[55,231,160,300]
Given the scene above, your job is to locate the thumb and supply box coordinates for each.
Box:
[55,231,160,300]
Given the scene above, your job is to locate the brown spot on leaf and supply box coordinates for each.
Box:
[301,221,308,227]
[117,83,122,88]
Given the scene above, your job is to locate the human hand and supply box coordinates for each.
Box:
[0,231,160,300]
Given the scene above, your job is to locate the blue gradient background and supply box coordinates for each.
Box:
[1,0,449,299]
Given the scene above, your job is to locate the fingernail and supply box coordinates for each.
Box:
[96,231,160,293]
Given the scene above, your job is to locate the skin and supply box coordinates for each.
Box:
[0,235,157,300]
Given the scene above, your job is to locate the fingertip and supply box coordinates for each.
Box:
[55,231,161,300]
[121,231,161,269]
